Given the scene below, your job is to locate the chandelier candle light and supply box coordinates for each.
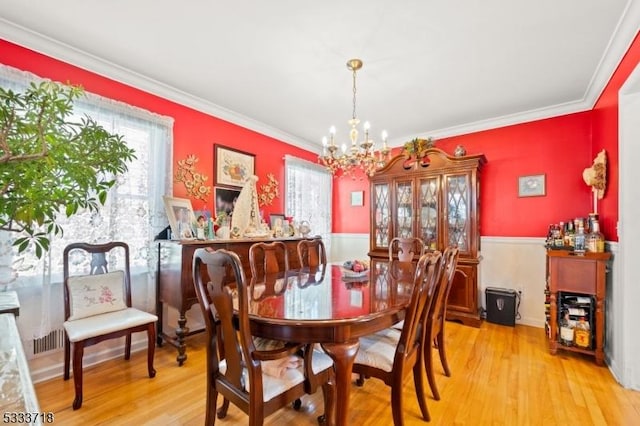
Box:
[319,59,390,177]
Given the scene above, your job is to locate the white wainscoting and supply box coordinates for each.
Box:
[329,234,549,327]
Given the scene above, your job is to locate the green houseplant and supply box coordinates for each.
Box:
[0,81,135,257]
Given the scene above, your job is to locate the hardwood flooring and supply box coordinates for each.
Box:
[35,322,640,425]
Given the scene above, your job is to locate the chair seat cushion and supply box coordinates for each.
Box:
[219,350,333,402]
[64,308,157,342]
[355,328,401,373]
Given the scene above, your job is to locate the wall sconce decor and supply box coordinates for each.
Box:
[175,154,212,201]
[258,173,279,206]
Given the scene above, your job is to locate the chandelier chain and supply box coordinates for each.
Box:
[352,67,357,121]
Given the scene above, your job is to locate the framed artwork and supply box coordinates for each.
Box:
[214,186,241,216]
[162,196,196,239]
[351,190,364,206]
[518,174,546,197]
[214,144,255,188]
[270,213,286,230]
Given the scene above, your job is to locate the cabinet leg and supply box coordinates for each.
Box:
[175,313,189,366]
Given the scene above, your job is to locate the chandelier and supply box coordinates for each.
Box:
[318,59,390,177]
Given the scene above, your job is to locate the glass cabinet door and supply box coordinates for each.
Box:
[395,180,414,239]
[373,182,390,249]
[417,177,439,250]
[444,173,471,252]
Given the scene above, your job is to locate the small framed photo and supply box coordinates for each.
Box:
[214,144,255,188]
[214,186,241,216]
[518,174,546,197]
[270,213,286,230]
[351,190,364,206]
[163,196,196,239]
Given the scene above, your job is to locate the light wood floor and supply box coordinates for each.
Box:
[35,322,640,425]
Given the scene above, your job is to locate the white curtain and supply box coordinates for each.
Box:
[284,155,332,252]
[0,64,173,341]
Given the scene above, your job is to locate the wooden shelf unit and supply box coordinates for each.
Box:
[547,250,611,365]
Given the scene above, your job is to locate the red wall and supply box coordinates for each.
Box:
[0,39,315,222]
[333,113,593,237]
[591,31,640,240]
[334,34,640,240]
[4,33,639,240]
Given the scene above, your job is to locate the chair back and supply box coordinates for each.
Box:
[428,246,459,330]
[395,251,442,364]
[297,238,327,287]
[193,248,257,394]
[297,238,327,269]
[388,237,426,263]
[63,242,131,322]
[437,246,460,321]
[249,241,291,299]
[249,241,289,280]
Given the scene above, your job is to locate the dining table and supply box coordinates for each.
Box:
[247,259,417,426]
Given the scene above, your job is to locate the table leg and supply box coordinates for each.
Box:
[321,340,359,426]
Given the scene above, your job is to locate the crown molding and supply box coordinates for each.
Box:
[390,0,640,146]
[0,18,319,153]
[2,2,638,153]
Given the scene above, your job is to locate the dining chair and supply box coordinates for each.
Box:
[424,246,460,400]
[353,251,443,425]
[62,242,157,409]
[192,247,335,426]
[296,238,328,287]
[388,237,426,263]
[297,237,327,269]
[249,241,289,280]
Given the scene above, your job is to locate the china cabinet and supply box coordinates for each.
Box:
[369,148,486,326]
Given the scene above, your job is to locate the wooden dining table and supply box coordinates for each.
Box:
[247,260,416,426]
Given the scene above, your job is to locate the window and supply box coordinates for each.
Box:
[284,155,332,247]
[0,64,173,340]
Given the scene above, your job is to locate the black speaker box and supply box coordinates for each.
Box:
[485,287,517,326]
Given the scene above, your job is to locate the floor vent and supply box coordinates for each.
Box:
[33,328,65,355]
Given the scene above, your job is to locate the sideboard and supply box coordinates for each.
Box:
[156,236,307,365]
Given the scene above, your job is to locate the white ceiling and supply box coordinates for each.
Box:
[1,1,639,153]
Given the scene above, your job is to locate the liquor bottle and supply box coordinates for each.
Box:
[587,218,605,253]
[546,224,555,248]
[564,220,575,248]
[559,311,574,346]
[574,317,591,348]
[574,222,586,254]
[555,222,565,247]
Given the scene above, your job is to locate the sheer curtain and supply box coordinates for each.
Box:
[0,64,173,342]
[284,155,332,252]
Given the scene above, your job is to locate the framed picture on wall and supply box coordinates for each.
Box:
[214,144,255,188]
[214,186,241,216]
[350,191,364,206]
[518,174,546,197]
